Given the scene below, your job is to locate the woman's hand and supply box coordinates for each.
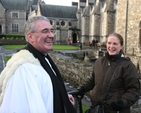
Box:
[68,94,75,106]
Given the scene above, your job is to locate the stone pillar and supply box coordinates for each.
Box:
[55,26,61,44]
[68,26,72,39]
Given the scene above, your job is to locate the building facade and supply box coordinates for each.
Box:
[1,0,141,57]
[0,0,30,34]
[76,0,141,56]
[28,1,80,44]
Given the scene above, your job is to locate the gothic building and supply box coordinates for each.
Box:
[0,0,28,34]
[28,1,79,44]
[77,0,141,69]
[0,0,141,57]
[76,0,141,56]
[78,0,116,45]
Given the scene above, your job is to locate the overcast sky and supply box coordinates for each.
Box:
[44,0,79,6]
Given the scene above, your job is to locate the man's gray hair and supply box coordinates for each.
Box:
[24,15,49,41]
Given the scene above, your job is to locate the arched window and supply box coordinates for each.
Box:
[61,21,65,27]
[69,22,72,26]
[50,20,54,25]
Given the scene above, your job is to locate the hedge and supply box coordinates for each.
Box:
[0,34,25,39]
[0,34,26,45]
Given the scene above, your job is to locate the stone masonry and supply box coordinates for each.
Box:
[116,0,141,55]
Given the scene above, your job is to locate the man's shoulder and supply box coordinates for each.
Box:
[8,50,40,66]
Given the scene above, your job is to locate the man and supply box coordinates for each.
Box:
[0,16,76,113]
[92,39,95,47]
[67,37,71,45]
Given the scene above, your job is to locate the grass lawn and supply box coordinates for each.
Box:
[4,56,11,62]
[3,44,78,61]
[3,44,78,50]
[82,105,89,113]
[3,45,26,50]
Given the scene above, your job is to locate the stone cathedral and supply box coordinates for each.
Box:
[30,0,141,57]
[77,0,141,56]
[76,0,141,69]
[29,0,141,55]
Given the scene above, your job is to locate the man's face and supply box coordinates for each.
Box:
[106,36,123,55]
[27,20,54,54]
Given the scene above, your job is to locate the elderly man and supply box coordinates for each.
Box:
[0,16,76,113]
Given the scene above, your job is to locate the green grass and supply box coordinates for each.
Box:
[3,45,25,50]
[4,56,11,62]
[3,44,78,62]
[53,45,78,50]
[3,44,78,50]
[82,105,89,113]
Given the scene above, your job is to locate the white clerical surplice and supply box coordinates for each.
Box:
[0,62,53,113]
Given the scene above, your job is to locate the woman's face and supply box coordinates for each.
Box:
[106,35,123,55]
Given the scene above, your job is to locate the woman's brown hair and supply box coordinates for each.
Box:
[107,32,124,54]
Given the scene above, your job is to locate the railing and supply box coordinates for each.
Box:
[67,89,84,113]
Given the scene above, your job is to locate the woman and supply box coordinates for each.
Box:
[78,33,140,113]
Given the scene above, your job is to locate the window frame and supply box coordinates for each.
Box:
[12,23,19,33]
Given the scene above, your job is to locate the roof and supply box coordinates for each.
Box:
[0,0,27,10]
[40,4,77,19]
[82,6,91,17]
[31,5,37,11]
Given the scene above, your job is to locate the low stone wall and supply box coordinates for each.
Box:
[0,38,26,45]
[49,50,141,86]
[49,51,93,87]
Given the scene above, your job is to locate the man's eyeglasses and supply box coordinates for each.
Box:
[32,28,56,35]
[41,29,56,34]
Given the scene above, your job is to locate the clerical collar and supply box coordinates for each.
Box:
[44,53,48,57]
[44,56,57,76]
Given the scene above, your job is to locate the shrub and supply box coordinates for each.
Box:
[0,34,25,39]
[0,34,26,45]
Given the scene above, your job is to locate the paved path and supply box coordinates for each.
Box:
[0,54,4,72]
[0,46,5,72]
[0,46,15,73]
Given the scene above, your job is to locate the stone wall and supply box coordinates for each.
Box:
[49,50,141,86]
[116,0,141,55]
[5,10,26,34]
[48,51,93,87]
[0,3,5,34]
